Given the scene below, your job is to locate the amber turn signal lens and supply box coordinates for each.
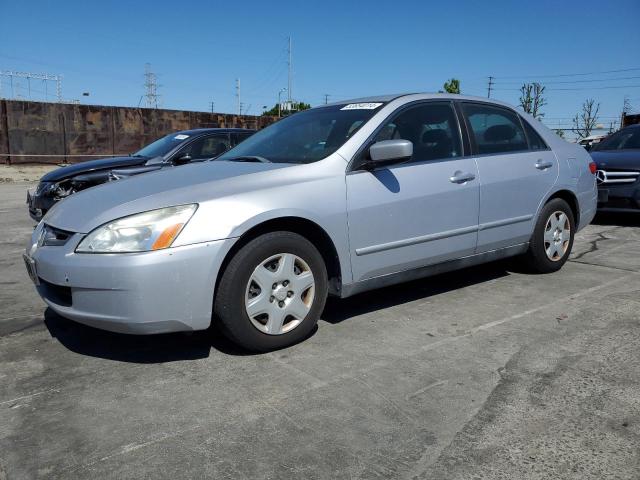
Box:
[151,223,184,250]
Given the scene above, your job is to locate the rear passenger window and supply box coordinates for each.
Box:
[372,102,462,162]
[462,103,527,155]
[521,118,549,150]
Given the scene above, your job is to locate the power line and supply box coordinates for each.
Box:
[495,75,640,86]
[493,84,640,92]
[494,67,640,79]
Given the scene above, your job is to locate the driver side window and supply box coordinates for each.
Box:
[177,134,230,161]
[372,102,462,162]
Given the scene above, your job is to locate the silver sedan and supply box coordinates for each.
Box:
[25,94,598,351]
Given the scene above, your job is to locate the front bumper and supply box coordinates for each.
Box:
[597,185,640,212]
[27,185,56,221]
[27,228,233,334]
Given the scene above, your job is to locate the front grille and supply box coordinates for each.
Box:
[596,169,640,185]
[37,279,72,307]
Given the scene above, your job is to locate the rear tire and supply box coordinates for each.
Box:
[523,198,575,273]
[214,231,328,352]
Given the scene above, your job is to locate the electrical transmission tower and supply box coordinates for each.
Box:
[236,78,241,115]
[487,76,494,98]
[144,63,161,109]
[0,71,62,102]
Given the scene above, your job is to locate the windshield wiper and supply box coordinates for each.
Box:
[225,155,272,163]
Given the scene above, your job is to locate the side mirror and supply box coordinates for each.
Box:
[367,139,413,168]
[174,153,192,164]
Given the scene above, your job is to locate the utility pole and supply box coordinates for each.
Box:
[287,35,292,105]
[209,101,215,113]
[144,63,160,109]
[487,76,494,98]
[621,95,631,128]
[278,87,287,118]
[324,94,330,104]
[236,78,241,115]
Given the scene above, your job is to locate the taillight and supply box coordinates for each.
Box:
[589,162,597,174]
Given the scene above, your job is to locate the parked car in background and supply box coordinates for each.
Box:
[590,124,640,212]
[577,134,606,151]
[27,128,255,220]
[24,94,597,351]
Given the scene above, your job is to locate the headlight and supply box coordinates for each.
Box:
[76,204,197,253]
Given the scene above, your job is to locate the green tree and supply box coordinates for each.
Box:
[262,101,311,117]
[442,78,461,94]
[519,83,547,120]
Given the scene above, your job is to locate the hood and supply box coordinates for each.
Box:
[41,156,148,182]
[590,150,640,170]
[43,160,291,233]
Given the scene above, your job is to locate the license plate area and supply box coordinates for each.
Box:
[597,189,609,203]
[23,253,40,285]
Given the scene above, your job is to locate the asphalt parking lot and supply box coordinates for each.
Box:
[1,182,640,479]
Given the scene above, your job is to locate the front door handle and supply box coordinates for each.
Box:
[535,160,553,170]
[450,171,476,184]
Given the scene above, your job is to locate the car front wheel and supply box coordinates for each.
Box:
[214,231,328,351]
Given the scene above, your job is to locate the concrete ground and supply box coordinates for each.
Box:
[1,181,639,479]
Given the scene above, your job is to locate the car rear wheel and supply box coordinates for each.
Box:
[523,198,575,273]
[214,231,328,351]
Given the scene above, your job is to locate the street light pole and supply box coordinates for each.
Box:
[277,87,287,118]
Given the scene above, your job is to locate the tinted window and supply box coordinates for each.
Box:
[372,102,462,161]
[462,103,527,155]
[178,134,230,160]
[216,104,383,164]
[521,118,548,150]
[134,133,190,158]
[593,127,640,151]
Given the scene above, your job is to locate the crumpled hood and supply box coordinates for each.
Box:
[43,161,291,233]
[41,156,148,182]
[590,150,640,170]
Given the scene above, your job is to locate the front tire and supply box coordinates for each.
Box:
[523,198,575,273]
[214,232,328,352]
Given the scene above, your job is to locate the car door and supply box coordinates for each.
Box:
[459,102,558,252]
[346,101,480,282]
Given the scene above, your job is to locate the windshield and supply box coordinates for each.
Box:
[134,133,192,158]
[593,128,640,151]
[216,104,384,164]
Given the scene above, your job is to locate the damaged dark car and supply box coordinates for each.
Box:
[27,128,255,220]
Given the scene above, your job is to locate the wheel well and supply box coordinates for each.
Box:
[547,190,579,225]
[215,217,343,296]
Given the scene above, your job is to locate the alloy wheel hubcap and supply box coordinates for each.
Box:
[245,253,315,335]
[544,211,571,262]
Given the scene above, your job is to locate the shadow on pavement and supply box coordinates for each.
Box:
[44,261,512,361]
[322,262,511,324]
[43,308,249,362]
[592,212,640,227]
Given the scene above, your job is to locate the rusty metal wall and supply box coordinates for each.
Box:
[0,100,277,164]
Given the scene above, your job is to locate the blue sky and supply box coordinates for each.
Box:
[1,0,639,133]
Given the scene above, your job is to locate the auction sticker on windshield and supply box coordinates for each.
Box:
[340,103,383,110]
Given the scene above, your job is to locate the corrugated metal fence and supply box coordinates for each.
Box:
[0,100,277,164]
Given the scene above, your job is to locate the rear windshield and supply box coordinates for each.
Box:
[216,103,384,164]
[593,128,640,151]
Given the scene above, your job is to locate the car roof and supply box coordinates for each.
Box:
[174,127,255,135]
[324,92,516,109]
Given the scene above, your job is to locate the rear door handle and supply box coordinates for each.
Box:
[535,160,553,170]
[450,171,476,184]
